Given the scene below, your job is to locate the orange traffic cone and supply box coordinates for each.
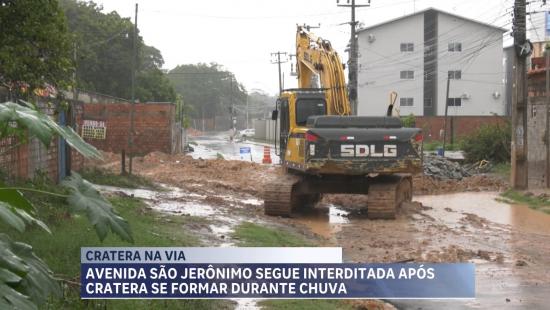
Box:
[262,145,272,164]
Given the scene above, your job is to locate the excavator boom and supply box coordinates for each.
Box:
[295,26,350,116]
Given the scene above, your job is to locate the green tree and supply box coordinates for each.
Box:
[0,0,73,93]
[168,63,247,119]
[60,0,175,102]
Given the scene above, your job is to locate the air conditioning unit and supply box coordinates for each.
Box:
[368,34,375,43]
[461,93,471,99]
[492,91,501,99]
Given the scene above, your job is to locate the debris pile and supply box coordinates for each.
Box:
[423,155,472,180]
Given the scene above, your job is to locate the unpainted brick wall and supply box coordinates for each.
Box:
[415,116,509,143]
[76,102,176,156]
[0,102,59,181]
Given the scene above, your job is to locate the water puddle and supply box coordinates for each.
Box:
[294,204,349,238]
[233,298,260,310]
[95,183,265,246]
[153,202,216,217]
[416,192,550,236]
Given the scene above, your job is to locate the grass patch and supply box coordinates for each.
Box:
[500,190,550,214]
[232,222,314,247]
[1,178,229,309]
[80,167,161,190]
[259,299,354,310]
[491,162,511,178]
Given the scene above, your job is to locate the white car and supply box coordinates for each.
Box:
[239,128,255,140]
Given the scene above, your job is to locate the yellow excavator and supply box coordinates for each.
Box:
[264,26,423,219]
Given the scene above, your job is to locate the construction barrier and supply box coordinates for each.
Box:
[262,146,272,164]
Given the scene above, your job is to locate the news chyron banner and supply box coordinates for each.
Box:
[81,247,475,299]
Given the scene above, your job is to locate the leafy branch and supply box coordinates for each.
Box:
[0,101,134,309]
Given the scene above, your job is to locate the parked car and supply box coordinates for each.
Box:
[239,128,255,140]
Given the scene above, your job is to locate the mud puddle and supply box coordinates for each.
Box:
[94,184,264,247]
[416,192,550,235]
[293,204,349,238]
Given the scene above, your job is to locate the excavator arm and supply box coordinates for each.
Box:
[295,25,351,116]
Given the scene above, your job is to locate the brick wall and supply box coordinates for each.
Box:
[0,102,59,181]
[415,116,509,143]
[76,102,176,156]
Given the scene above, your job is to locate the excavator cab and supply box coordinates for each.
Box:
[274,89,327,160]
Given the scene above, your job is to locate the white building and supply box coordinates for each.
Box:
[357,8,506,116]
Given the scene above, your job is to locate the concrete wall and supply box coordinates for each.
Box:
[436,13,504,116]
[527,96,549,188]
[357,10,505,116]
[358,13,425,116]
[253,119,277,141]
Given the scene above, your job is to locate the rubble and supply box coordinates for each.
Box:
[423,155,472,180]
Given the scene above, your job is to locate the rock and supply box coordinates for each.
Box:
[423,155,475,180]
[515,260,527,266]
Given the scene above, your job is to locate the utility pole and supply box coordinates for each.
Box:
[546,49,550,188]
[128,3,138,175]
[271,51,288,94]
[511,0,529,189]
[337,0,370,115]
[246,95,249,129]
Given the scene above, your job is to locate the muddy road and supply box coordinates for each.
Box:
[90,134,550,309]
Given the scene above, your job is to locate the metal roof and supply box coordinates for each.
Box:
[357,7,507,33]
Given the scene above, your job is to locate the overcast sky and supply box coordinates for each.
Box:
[93,0,518,95]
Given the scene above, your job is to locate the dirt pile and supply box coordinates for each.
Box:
[87,151,507,200]
[88,151,280,196]
[413,174,507,195]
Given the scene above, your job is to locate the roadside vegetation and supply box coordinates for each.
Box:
[500,190,550,214]
[1,177,230,309]
[491,162,511,178]
[232,222,314,247]
[460,121,511,164]
[80,167,161,190]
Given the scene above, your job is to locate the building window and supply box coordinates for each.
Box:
[448,42,462,52]
[400,97,414,106]
[447,98,462,106]
[448,70,461,79]
[400,70,414,79]
[400,43,414,52]
[424,98,432,107]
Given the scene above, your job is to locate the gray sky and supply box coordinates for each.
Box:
[94,0,516,95]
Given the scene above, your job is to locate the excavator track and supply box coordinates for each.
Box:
[367,175,412,220]
[263,174,304,216]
